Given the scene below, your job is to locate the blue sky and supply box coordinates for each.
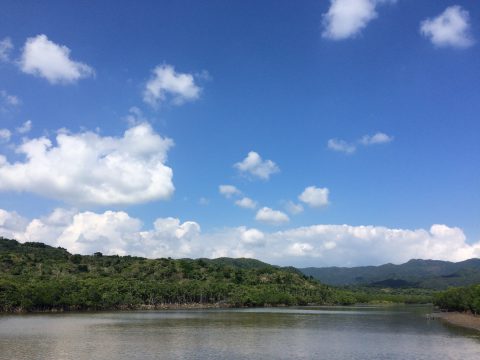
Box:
[0,0,479,266]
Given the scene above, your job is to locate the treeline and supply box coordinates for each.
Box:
[0,238,356,312]
[434,284,480,314]
[343,286,435,304]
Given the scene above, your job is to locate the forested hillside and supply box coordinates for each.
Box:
[301,259,480,289]
[0,237,356,312]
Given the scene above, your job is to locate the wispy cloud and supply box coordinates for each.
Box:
[327,138,356,154]
[16,120,32,134]
[0,129,11,142]
[360,132,393,145]
[219,184,241,198]
[285,201,304,215]
[0,90,20,111]
[235,197,258,209]
[328,132,393,154]
[0,37,13,62]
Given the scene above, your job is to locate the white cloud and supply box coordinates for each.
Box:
[0,122,175,205]
[0,129,11,142]
[299,186,329,208]
[255,207,290,226]
[420,6,474,49]
[360,132,393,145]
[143,64,201,107]
[287,242,314,257]
[16,120,32,134]
[322,0,395,40]
[219,184,241,198]
[0,90,20,107]
[0,37,13,62]
[328,132,393,154]
[285,201,304,215]
[327,138,356,154]
[13,209,201,258]
[124,107,147,126]
[19,34,94,84]
[0,209,28,240]
[234,151,279,180]
[269,223,480,266]
[235,197,257,209]
[3,208,480,267]
[240,227,266,247]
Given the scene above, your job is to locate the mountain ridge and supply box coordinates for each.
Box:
[300,258,480,289]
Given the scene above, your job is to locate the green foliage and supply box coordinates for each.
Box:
[0,237,356,312]
[301,258,480,290]
[434,284,480,314]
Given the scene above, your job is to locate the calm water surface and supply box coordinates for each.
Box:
[0,305,479,359]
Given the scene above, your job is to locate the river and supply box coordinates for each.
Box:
[0,305,479,359]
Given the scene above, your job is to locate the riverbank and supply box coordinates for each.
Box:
[437,312,480,332]
[1,302,236,313]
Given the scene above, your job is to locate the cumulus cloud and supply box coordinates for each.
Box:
[420,6,474,49]
[255,207,290,226]
[0,209,28,240]
[0,37,13,62]
[143,64,201,107]
[2,208,480,267]
[239,227,266,247]
[0,129,11,142]
[322,0,395,40]
[327,138,356,154]
[328,131,393,154]
[235,197,257,209]
[299,186,329,208]
[0,122,175,205]
[219,184,241,198]
[19,34,94,84]
[360,132,393,145]
[234,151,279,180]
[269,223,480,266]
[1,208,200,258]
[16,120,32,134]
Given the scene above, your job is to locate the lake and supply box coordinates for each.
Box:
[0,305,479,359]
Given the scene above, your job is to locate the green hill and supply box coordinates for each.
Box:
[0,237,354,312]
[300,258,480,290]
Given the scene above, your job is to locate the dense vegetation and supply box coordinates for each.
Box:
[301,258,480,289]
[0,238,357,312]
[434,284,480,314]
[342,286,435,305]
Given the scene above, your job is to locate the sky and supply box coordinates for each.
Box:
[0,0,479,267]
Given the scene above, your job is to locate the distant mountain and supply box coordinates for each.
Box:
[300,258,480,290]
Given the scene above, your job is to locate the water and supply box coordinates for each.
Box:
[0,305,479,359]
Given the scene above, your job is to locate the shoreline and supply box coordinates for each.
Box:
[0,303,237,314]
[1,302,426,315]
[436,312,480,332]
